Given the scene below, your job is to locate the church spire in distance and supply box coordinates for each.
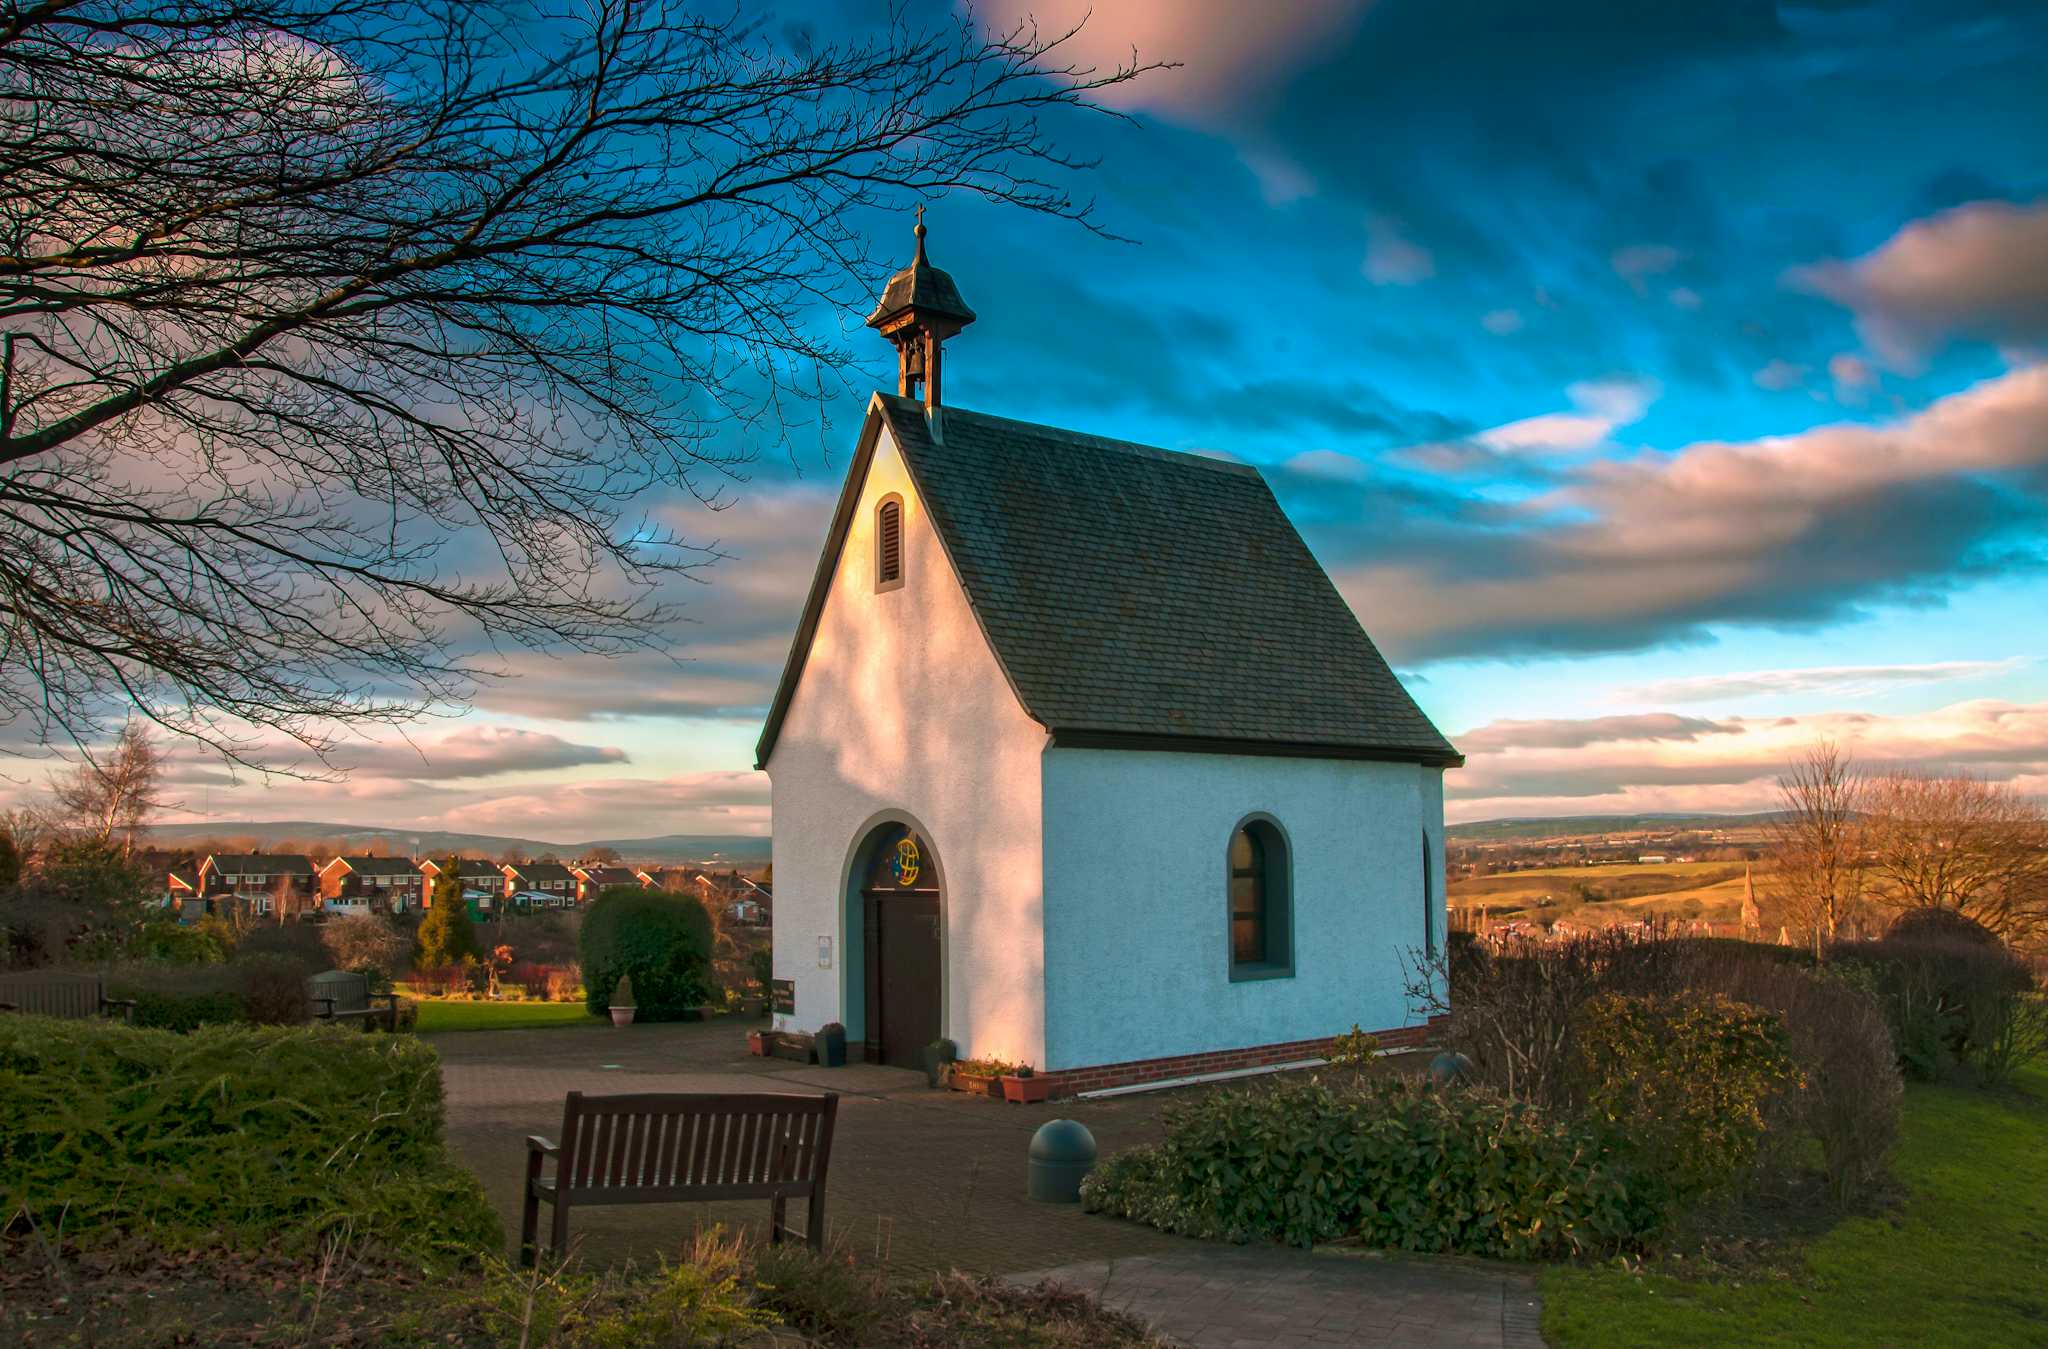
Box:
[866,207,976,413]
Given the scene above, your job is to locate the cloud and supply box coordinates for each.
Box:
[1459,714,1741,753]
[1363,214,1435,285]
[1474,376,1658,453]
[1447,697,2048,821]
[1340,363,2048,662]
[151,725,628,786]
[1616,659,2031,704]
[1753,358,1809,391]
[974,0,1369,123]
[1481,309,1525,335]
[1791,199,2048,365]
[1612,243,1680,295]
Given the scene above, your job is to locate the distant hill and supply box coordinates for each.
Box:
[1447,811,1790,843]
[144,820,770,865]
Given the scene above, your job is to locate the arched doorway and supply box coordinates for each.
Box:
[853,822,942,1067]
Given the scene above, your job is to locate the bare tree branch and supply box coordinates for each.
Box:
[0,0,1162,772]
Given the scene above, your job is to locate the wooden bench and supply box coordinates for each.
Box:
[0,971,136,1022]
[520,1091,838,1266]
[305,969,399,1031]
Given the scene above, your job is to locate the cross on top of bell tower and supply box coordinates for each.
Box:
[867,208,976,413]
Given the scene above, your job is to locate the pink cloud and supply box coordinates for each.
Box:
[1790,199,2048,366]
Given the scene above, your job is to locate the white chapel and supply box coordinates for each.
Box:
[757,220,1461,1096]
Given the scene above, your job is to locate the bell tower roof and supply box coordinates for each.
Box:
[868,209,974,412]
[866,208,977,330]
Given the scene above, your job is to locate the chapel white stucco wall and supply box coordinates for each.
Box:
[764,418,1049,1065]
[1040,749,1446,1071]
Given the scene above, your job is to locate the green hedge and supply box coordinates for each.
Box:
[0,1017,499,1265]
[1082,1076,1658,1259]
[580,886,713,1021]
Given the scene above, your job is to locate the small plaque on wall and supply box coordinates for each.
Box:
[770,978,795,1015]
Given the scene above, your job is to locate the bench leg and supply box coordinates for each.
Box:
[770,1194,787,1246]
[806,1186,826,1252]
[550,1198,571,1262]
[519,1189,541,1268]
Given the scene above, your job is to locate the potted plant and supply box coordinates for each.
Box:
[947,1057,1014,1098]
[747,1028,774,1057]
[608,974,636,1027]
[921,1036,957,1088]
[1000,1064,1051,1104]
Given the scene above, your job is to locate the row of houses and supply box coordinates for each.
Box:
[164,854,668,917]
[160,852,773,922]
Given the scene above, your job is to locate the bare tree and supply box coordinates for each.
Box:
[1767,741,1866,955]
[51,720,167,851]
[0,1,1157,771]
[1861,771,2048,948]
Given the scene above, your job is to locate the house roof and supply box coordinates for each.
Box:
[505,861,576,884]
[575,866,642,888]
[203,853,316,875]
[326,855,421,878]
[756,395,1460,769]
[422,858,504,879]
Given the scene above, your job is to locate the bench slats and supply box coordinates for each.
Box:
[521,1090,838,1266]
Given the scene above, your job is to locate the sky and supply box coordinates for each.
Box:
[31,0,2048,840]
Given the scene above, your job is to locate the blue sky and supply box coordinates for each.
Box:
[104,0,2048,839]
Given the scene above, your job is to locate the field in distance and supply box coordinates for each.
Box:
[1448,859,1765,932]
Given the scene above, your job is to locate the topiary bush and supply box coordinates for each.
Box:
[1081,1075,1657,1258]
[1574,992,1800,1211]
[0,1016,500,1264]
[580,886,712,1021]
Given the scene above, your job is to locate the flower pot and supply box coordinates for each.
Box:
[921,1042,956,1088]
[1001,1074,1050,1104]
[610,1006,636,1027]
[747,1030,769,1057]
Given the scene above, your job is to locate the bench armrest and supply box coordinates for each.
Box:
[101,997,138,1024]
[526,1135,559,1156]
[309,996,337,1019]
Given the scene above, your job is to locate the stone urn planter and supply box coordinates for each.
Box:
[608,975,636,1027]
[610,1005,636,1027]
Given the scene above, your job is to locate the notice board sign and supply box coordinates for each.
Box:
[770,978,796,1016]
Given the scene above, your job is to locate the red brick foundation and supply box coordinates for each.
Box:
[1035,1015,1450,1099]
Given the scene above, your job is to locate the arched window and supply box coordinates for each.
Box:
[1227,817,1292,979]
[1421,831,1437,961]
[876,496,904,591]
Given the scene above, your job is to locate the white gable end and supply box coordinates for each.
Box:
[766,416,1050,1066]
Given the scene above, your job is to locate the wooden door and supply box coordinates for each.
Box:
[869,894,940,1068]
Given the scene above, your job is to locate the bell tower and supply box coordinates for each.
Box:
[866,208,976,413]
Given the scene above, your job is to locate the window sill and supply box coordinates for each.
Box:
[1228,962,1295,983]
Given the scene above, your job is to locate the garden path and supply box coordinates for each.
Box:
[431,1021,1542,1347]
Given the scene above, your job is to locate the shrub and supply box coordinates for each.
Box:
[0,1017,500,1263]
[748,945,772,993]
[132,917,232,965]
[612,973,637,1007]
[235,920,329,972]
[411,963,477,999]
[750,1239,887,1343]
[508,961,554,999]
[1574,992,1800,1210]
[322,913,409,980]
[1833,931,2037,1081]
[234,954,310,1024]
[1707,956,1902,1201]
[579,887,712,1021]
[1082,1076,1655,1258]
[416,891,483,969]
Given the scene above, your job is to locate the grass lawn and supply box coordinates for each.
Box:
[1542,1064,2048,1346]
[411,999,598,1032]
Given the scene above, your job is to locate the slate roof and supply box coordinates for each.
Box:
[506,861,576,885]
[328,855,420,878]
[574,865,643,889]
[756,395,1460,768]
[204,853,316,875]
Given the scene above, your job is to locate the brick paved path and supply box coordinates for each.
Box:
[1013,1247,1544,1349]
[430,1022,1545,1346]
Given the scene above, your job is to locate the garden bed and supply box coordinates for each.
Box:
[410,1000,600,1033]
